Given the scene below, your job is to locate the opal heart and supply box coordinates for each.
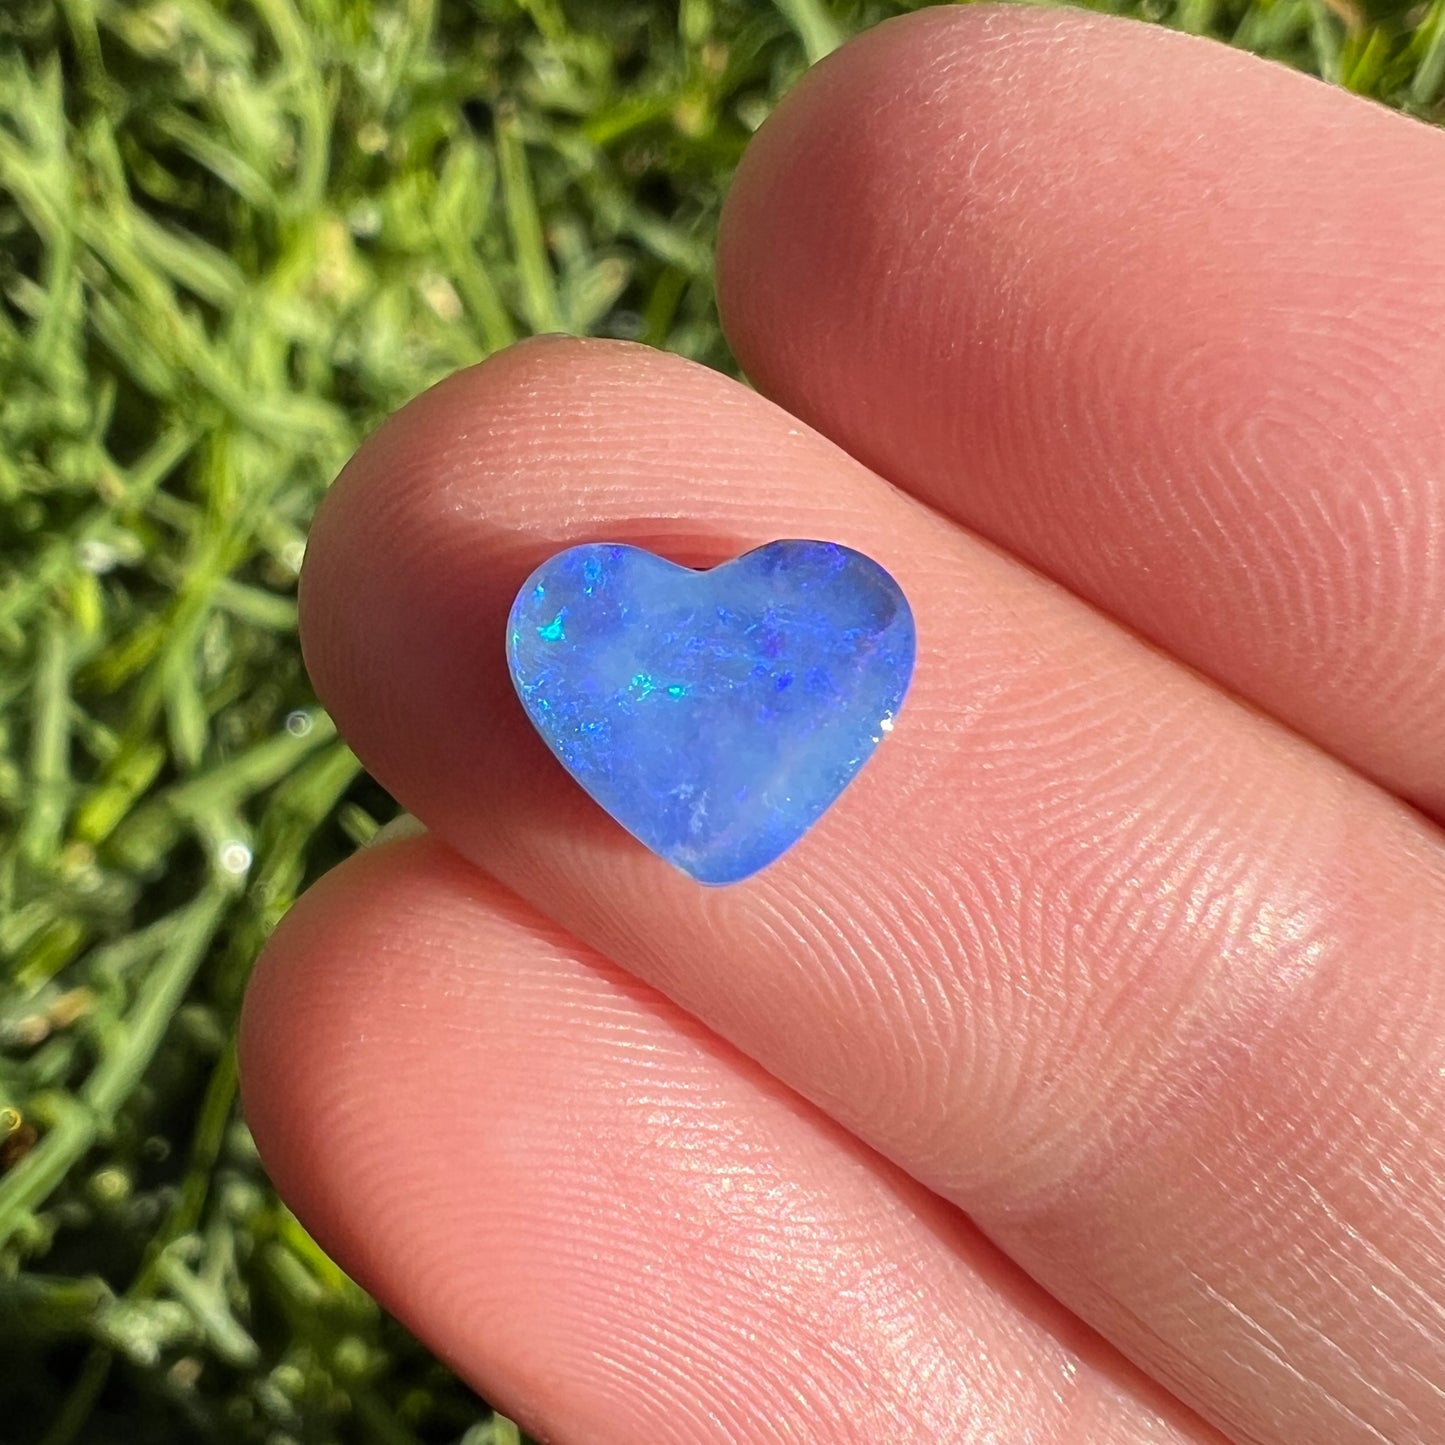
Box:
[506,538,916,885]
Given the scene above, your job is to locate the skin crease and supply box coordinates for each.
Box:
[242,835,1224,1444]
[717,6,1445,822]
[238,9,1445,1445]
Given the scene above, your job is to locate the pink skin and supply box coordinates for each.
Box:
[717,6,1445,824]
[245,835,1218,1443]
[240,9,1445,1445]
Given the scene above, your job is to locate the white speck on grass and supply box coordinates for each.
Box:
[77,539,122,574]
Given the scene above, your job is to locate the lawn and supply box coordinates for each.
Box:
[0,0,1440,1440]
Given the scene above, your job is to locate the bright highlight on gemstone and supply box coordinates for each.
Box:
[506,539,916,885]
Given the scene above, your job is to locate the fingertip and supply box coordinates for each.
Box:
[718,2,1445,815]
[237,835,455,1234]
[237,830,1220,1445]
[718,4,1101,363]
[291,336,936,873]
[298,336,731,710]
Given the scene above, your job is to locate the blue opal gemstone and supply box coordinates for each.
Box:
[506,539,916,885]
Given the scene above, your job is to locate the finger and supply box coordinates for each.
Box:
[239,834,1220,1445]
[300,339,1445,1445]
[716,4,1445,819]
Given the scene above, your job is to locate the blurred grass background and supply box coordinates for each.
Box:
[0,0,1440,1440]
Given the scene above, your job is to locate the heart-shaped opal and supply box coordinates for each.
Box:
[506,539,915,884]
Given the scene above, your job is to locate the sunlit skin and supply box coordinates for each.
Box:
[240,8,1445,1444]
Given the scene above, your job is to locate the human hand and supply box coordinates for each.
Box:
[239,8,1445,1442]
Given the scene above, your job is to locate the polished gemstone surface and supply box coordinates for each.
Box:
[506,539,915,885]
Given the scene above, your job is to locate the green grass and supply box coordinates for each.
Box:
[0,0,1439,1440]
